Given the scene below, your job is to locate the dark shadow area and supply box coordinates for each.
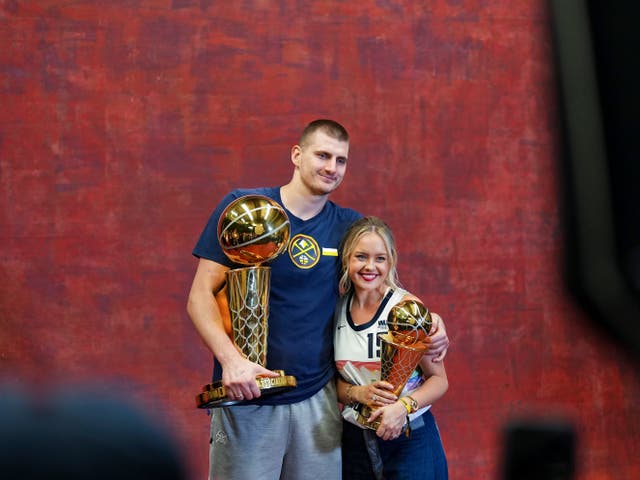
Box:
[549,0,640,359]
[0,384,187,480]
[501,419,575,480]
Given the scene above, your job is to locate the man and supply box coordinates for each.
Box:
[187,119,449,479]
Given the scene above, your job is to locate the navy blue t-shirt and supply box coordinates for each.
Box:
[193,187,361,404]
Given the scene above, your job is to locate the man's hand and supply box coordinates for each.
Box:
[221,355,280,401]
[427,313,450,362]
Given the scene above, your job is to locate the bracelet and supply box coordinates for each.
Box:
[346,384,356,404]
[398,397,412,414]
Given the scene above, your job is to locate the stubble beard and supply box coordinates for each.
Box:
[308,174,342,197]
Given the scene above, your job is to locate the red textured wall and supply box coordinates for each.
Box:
[2,1,639,479]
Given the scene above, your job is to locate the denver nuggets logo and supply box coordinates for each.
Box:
[288,234,320,269]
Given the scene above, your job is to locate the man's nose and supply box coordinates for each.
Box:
[323,158,337,172]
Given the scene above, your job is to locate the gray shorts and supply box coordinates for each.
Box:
[208,381,342,480]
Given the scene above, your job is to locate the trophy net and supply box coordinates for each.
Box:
[227,267,270,365]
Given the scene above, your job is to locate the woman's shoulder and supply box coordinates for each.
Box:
[400,292,421,303]
[388,287,418,304]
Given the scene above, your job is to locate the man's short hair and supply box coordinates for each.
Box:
[299,119,349,146]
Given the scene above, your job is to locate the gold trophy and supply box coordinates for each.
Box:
[196,195,297,408]
[355,299,433,429]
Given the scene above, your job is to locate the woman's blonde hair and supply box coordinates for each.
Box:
[338,216,401,295]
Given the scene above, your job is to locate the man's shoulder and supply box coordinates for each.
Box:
[217,187,281,209]
[229,186,279,199]
[326,200,361,221]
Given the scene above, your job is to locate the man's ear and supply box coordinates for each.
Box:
[291,145,301,167]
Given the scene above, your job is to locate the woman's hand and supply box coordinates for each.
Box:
[350,381,397,406]
[368,401,408,441]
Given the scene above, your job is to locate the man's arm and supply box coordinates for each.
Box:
[186,258,278,400]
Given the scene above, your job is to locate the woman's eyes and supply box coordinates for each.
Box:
[354,254,387,262]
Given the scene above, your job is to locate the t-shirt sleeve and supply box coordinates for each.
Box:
[192,191,242,266]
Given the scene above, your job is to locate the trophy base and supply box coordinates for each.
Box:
[353,403,381,431]
[195,370,297,409]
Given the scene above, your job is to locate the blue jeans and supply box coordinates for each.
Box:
[342,410,448,480]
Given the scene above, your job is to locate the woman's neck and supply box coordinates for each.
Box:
[349,287,388,326]
[351,288,387,309]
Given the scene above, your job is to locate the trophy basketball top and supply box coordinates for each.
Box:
[217,195,291,265]
[387,299,433,347]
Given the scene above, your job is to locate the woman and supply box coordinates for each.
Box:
[334,216,449,479]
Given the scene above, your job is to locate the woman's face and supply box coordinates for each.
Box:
[348,232,390,295]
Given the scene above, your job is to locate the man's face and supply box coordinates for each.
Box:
[292,130,349,196]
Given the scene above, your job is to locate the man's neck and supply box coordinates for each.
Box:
[280,183,329,221]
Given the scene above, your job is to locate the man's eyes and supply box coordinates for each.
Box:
[315,152,347,164]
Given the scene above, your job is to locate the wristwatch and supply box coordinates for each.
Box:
[405,395,419,413]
